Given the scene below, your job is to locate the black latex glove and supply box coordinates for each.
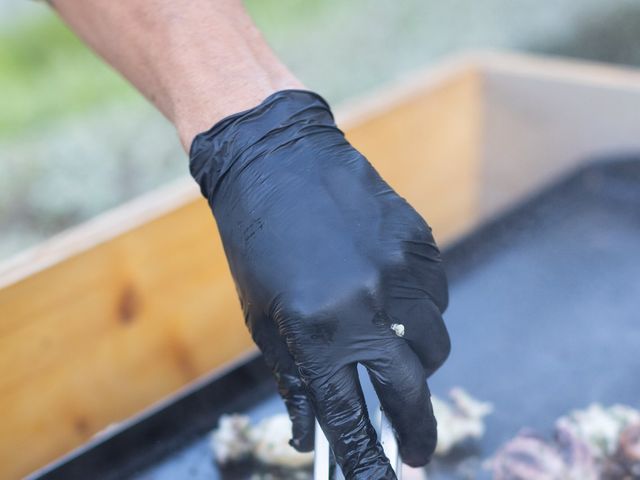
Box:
[190,90,450,480]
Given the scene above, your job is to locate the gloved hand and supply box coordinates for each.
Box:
[190,90,450,480]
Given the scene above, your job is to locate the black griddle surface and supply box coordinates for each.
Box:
[30,158,640,480]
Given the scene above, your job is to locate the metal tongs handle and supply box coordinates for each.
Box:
[313,409,401,479]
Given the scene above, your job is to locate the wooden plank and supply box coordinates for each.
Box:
[0,194,257,479]
[477,51,640,218]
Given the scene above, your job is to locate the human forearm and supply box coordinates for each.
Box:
[49,0,304,149]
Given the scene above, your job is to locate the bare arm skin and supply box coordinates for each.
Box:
[49,0,304,149]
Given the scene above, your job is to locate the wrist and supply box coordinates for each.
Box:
[174,79,303,151]
[188,89,335,206]
[159,3,305,149]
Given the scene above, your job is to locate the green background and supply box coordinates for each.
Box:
[2,0,640,258]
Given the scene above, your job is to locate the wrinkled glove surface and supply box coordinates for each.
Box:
[190,90,450,480]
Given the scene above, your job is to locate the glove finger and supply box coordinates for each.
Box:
[248,311,315,451]
[402,220,449,314]
[305,363,396,480]
[364,342,437,467]
[387,296,450,377]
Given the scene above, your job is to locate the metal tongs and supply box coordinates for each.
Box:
[313,408,402,479]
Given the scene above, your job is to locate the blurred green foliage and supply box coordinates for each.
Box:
[4,0,640,140]
[2,0,640,259]
[0,15,140,139]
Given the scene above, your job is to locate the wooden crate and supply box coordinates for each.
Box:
[1,51,640,479]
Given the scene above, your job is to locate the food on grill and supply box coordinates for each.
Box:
[210,414,254,465]
[211,413,314,468]
[432,387,494,456]
[558,403,640,460]
[488,403,640,479]
[251,414,315,468]
[489,428,598,479]
[602,423,640,479]
[210,387,490,473]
